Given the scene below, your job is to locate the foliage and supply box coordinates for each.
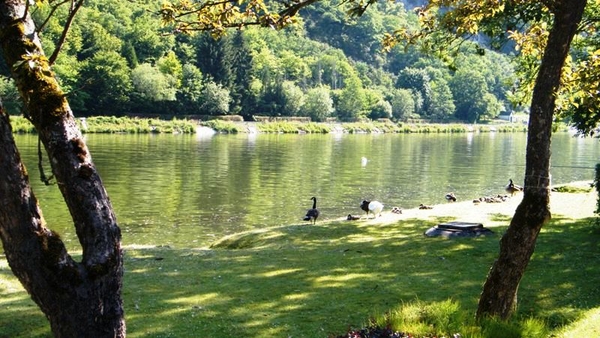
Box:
[199,81,231,115]
[256,121,304,133]
[7,115,35,133]
[77,51,132,115]
[0,77,22,114]
[76,116,196,133]
[202,119,241,133]
[131,63,177,101]
[0,0,521,124]
[298,122,332,133]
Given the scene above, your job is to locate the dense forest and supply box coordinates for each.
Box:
[0,0,519,123]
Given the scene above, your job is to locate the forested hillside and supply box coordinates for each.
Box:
[0,0,518,123]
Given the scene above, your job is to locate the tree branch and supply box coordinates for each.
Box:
[36,0,70,32]
[48,0,84,65]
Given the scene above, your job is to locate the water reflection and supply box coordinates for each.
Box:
[12,132,600,249]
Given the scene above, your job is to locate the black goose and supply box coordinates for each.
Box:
[505,179,523,196]
[303,197,320,224]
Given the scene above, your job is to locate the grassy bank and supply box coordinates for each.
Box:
[1,187,598,337]
[8,115,197,134]
[8,115,536,135]
[203,119,531,134]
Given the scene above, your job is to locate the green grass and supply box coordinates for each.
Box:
[2,214,599,337]
[80,116,197,134]
[7,114,531,135]
[7,115,198,134]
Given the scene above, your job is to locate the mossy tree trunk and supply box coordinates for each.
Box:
[0,0,125,336]
[476,0,587,320]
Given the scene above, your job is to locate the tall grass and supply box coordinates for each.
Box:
[202,120,241,133]
[6,115,198,134]
[79,116,196,133]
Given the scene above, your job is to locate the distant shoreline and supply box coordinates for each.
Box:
[9,115,538,135]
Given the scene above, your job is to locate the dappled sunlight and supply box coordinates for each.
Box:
[166,292,229,307]
[344,234,379,243]
[6,210,596,337]
[313,272,378,288]
[257,268,304,278]
[555,306,600,337]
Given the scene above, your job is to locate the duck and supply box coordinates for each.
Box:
[505,179,523,196]
[360,200,384,219]
[419,203,433,210]
[445,192,457,202]
[303,197,319,224]
[391,206,403,214]
[347,214,361,221]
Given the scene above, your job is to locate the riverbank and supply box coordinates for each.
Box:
[1,182,598,337]
[350,181,597,229]
[8,114,534,134]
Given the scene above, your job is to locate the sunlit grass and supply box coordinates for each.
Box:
[1,214,599,337]
[8,114,531,135]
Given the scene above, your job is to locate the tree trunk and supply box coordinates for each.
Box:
[0,1,125,336]
[476,0,587,320]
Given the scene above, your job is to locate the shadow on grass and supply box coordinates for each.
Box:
[1,216,599,337]
[0,263,51,338]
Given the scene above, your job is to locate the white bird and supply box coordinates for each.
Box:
[361,157,368,167]
[360,200,384,219]
[303,197,320,224]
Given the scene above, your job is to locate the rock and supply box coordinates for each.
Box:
[424,221,494,238]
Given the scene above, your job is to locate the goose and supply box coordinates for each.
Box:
[360,200,384,219]
[505,179,523,196]
[445,192,457,202]
[303,197,319,224]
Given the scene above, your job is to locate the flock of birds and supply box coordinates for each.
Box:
[303,179,523,225]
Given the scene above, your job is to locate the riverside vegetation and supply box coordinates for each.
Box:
[7,115,533,135]
[0,184,598,337]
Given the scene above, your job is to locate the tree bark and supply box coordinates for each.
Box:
[0,0,125,336]
[476,0,587,320]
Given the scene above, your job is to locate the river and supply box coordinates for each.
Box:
[12,131,600,250]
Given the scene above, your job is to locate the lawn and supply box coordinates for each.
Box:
[2,201,599,337]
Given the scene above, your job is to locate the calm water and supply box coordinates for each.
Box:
[13,131,600,249]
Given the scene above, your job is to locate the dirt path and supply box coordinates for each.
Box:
[358,181,597,228]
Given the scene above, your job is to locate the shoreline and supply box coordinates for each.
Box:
[347,181,597,229]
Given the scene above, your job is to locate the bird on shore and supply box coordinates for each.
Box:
[505,179,523,196]
[360,200,384,219]
[419,203,433,210]
[303,197,320,224]
[445,192,457,202]
[347,214,361,221]
[391,206,403,214]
